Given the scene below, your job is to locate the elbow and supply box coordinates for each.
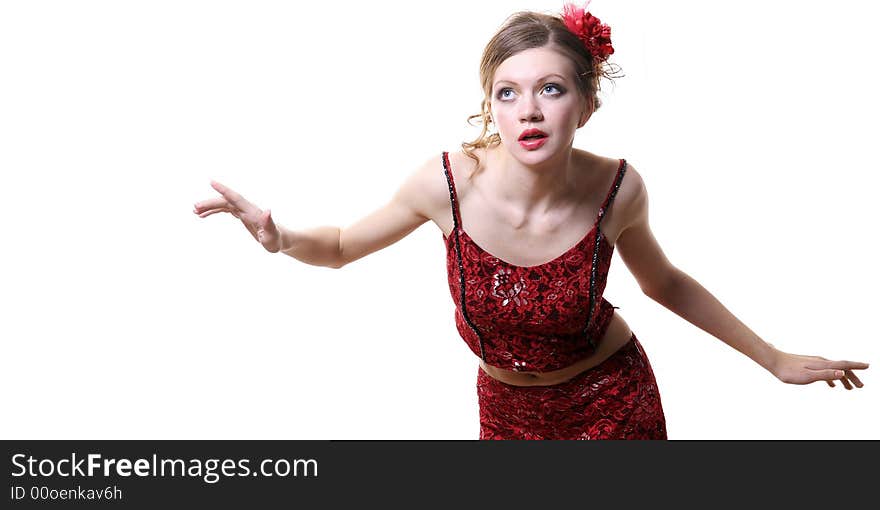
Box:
[642,267,683,301]
[641,285,660,301]
[328,250,352,269]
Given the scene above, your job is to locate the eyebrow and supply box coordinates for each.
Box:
[493,73,568,88]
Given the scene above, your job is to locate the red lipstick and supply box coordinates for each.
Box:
[518,128,548,150]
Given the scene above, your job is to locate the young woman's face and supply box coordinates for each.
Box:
[489,46,590,161]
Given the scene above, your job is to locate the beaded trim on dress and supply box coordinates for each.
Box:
[442,152,627,372]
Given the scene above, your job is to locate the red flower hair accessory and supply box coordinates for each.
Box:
[561,1,614,62]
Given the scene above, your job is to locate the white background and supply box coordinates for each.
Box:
[1,0,877,439]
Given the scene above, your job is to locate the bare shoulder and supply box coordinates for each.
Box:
[334,151,456,267]
[574,149,648,241]
[432,149,483,233]
[394,150,476,231]
[617,159,648,228]
[445,148,482,189]
[608,159,678,296]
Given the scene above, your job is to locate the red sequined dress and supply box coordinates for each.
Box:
[442,152,667,440]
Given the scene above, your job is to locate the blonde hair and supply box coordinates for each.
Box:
[461,10,622,174]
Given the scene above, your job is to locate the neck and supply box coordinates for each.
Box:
[486,144,576,220]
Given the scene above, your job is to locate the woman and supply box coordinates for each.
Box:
[193,3,869,439]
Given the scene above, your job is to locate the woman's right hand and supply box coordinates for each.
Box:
[193,180,282,253]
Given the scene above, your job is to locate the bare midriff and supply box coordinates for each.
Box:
[478,312,633,387]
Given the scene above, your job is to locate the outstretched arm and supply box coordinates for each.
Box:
[277,154,444,268]
[196,154,444,269]
[613,165,869,389]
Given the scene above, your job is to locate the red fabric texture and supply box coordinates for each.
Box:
[443,152,624,372]
[477,333,667,440]
[441,152,668,440]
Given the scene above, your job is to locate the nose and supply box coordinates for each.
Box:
[518,95,543,123]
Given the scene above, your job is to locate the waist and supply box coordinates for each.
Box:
[479,312,632,387]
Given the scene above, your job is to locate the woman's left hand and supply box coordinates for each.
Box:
[770,351,869,389]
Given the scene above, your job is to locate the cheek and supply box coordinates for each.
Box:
[492,111,515,130]
[554,102,581,121]
[491,102,579,131]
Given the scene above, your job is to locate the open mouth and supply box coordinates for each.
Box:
[519,135,548,149]
[518,129,548,141]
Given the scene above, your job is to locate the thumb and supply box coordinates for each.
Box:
[258,209,277,239]
[262,209,276,231]
[258,209,281,253]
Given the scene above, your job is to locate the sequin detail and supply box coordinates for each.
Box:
[443,152,487,360]
[584,163,626,349]
[477,333,668,440]
[443,152,627,372]
[492,267,530,307]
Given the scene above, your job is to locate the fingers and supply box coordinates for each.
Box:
[195,184,275,250]
[194,197,236,217]
[826,360,870,370]
[194,182,252,219]
[844,369,864,388]
[805,359,870,372]
[820,361,869,390]
[819,369,846,381]
[210,180,230,193]
[210,180,252,213]
[195,207,234,218]
[193,196,230,213]
[818,368,863,390]
[806,358,867,389]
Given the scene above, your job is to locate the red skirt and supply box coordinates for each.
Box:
[477,333,667,440]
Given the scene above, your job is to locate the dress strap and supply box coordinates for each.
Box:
[583,158,626,346]
[441,151,486,362]
[441,151,462,229]
[594,158,627,227]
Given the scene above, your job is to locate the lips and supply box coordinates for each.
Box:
[519,128,548,141]
[519,137,548,150]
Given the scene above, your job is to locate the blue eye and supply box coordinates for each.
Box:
[496,83,564,100]
[497,88,517,100]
